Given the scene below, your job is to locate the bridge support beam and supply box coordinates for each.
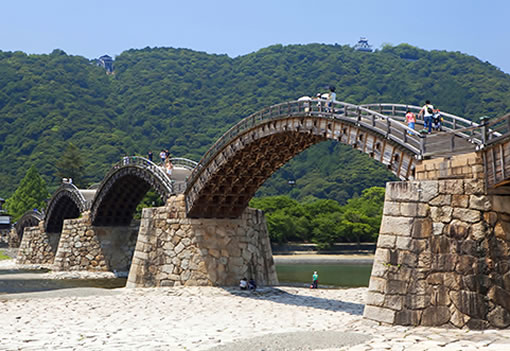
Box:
[365,153,510,329]
[126,195,278,287]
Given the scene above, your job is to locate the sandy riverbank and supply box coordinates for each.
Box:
[1,285,510,350]
[1,259,510,350]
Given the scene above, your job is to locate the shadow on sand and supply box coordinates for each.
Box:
[221,286,364,316]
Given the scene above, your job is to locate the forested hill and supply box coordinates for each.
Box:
[1,44,510,203]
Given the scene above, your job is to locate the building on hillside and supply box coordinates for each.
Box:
[353,37,373,52]
[97,55,114,73]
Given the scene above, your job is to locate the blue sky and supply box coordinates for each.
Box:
[2,0,510,73]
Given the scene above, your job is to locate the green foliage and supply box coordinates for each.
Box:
[5,165,49,221]
[55,143,84,187]
[249,186,385,247]
[0,250,11,260]
[1,44,510,205]
[133,190,165,220]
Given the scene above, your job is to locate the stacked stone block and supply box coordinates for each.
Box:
[364,176,510,329]
[8,228,21,248]
[16,221,58,265]
[415,152,484,180]
[52,211,139,273]
[127,195,278,287]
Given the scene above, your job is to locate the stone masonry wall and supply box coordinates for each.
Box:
[364,177,510,329]
[16,221,59,265]
[52,211,139,273]
[414,152,484,181]
[8,228,21,248]
[127,195,278,287]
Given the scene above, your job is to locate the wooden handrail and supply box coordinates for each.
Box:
[185,100,425,193]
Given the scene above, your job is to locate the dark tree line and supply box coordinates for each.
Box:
[1,44,510,206]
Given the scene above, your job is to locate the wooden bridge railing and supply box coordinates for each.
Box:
[361,103,482,142]
[170,157,198,171]
[185,100,424,193]
[477,114,509,146]
[106,156,175,195]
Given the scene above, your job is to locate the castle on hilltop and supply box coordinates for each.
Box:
[353,37,373,52]
[96,55,114,74]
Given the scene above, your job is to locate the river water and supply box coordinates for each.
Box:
[276,263,373,288]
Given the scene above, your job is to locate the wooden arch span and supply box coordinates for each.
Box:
[13,209,44,244]
[184,99,478,218]
[90,157,174,226]
[44,183,88,233]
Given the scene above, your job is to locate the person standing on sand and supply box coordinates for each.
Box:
[312,271,319,289]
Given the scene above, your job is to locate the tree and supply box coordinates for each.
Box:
[56,143,84,187]
[6,165,49,221]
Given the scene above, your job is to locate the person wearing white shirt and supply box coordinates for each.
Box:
[418,100,434,134]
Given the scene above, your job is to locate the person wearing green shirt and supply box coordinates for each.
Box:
[312,271,319,289]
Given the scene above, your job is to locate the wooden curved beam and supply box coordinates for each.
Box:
[90,157,173,226]
[185,115,416,218]
[44,184,87,233]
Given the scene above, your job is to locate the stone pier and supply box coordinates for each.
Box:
[364,152,510,329]
[16,194,278,287]
[16,221,60,265]
[51,212,139,273]
[126,195,278,287]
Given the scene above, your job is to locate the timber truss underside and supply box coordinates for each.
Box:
[46,196,80,233]
[186,117,417,218]
[92,175,152,226]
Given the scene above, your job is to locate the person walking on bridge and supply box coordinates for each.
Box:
[159,149,166,165]
[405,109,416,135]
[326,86,336,112]
[418,100,434,134]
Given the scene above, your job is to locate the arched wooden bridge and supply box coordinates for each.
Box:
[184,99,485,218]
[12,209,44,245]
[12,157,196,241]
[18,100,510,230]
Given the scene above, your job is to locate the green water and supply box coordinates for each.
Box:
[276,263,372,288]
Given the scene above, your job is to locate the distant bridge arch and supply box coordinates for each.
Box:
[13,209,44,245]
[90,157,175,226]
[184,100,478,218]
[45,183,89,233]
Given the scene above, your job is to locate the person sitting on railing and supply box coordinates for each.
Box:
[405,109,416,135]
[418,100,434,134]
